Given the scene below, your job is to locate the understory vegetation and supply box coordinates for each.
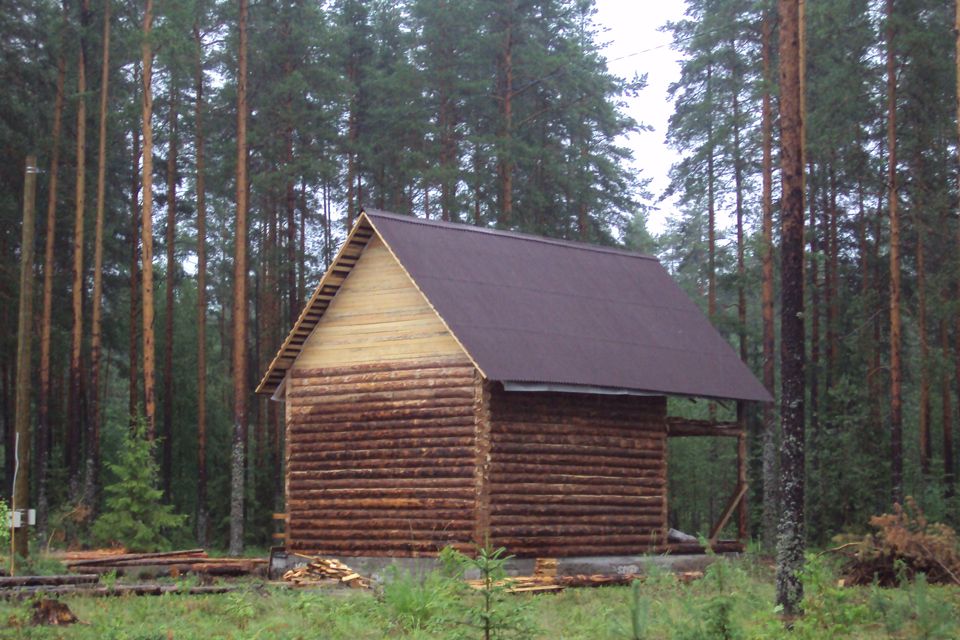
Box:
[0,555,958,639]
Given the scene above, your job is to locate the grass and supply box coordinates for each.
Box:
[0,555,958,639]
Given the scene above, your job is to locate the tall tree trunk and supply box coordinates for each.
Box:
[951,0,960,499]
[129,95,141,424]
[886,0,903,505]
[162,82,178,501]
[496,1,514,227]
[826,165,839,378]
[194,22,209,546]
[298,179,306,304]
[13,155,38,558]
[731,49,746,365]
[776,0,806,616]
[759,10,777,555]
[706,59,717,434]
[285,135,297,326]
[943,318,955,496]
[141,0,157,441]
[69,0,91,493]
[37,51,66,537]
[346,60,358,229]
[85,0,110,511]
[917,223,930,477]
[230,0,250,556]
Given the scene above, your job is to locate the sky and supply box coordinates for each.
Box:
[593,0,688,233]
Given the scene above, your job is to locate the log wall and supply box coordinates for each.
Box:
[486,388,668,557]
[285,357,479,556]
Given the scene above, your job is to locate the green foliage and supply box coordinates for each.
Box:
[0,499,9,551]
[627,579,651,640]
[789,555,870,639]
[445,545,538,640]
[91,421,186,551]
[381,565,460,633]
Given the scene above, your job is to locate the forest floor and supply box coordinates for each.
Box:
[0,554,958,639]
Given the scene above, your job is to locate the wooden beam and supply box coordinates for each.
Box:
[666,417,742,437]
[709,482,748,542]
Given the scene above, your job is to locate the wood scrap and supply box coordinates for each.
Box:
[533,557,558,578]
[282,556,371,588]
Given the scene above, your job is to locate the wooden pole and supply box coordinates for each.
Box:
[736,402,747,542]
[13,155,38,562]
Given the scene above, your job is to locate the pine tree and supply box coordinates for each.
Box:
[776,0,806,615]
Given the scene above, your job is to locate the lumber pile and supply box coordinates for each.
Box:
[64,549,267,577]
[282,556,371,588]
[466,568,705,594]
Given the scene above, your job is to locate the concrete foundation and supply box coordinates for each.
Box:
[269,548,730,582]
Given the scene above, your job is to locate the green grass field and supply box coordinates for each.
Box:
[1,556,959,639]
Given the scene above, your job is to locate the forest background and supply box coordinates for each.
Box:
[0,0,956,561]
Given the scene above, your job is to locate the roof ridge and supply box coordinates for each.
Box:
[363,209,658,261]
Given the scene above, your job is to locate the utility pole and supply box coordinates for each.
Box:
[13,154,38,561]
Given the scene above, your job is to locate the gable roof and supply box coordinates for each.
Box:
[257,210,771,403]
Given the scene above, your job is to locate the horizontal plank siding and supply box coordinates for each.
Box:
[291,235,466,370]
[487,388,668,557]
[285,358,477,557]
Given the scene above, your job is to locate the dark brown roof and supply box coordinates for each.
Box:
[258,210,771,402]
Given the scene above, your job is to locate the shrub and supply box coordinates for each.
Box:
[91,421,186,551]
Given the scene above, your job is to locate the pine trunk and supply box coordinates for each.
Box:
[85,0,111,510]
[141,0,158,441]
[496,2,514,227]
[69,0,91,492]
[129,95,141,424]
[37,51,66,536]
[163,85,178,501]
[230,0,250,556]
[194,23,209,545]
[886,0,903,505]
[759,11,777,555]
[917,224,930,477]
[941,319,954,496]
[776,0,806,616]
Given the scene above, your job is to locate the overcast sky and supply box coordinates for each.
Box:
[593,0,688,233]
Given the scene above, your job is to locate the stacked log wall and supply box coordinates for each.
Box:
[285,357,479,556]
[487,388,668,557]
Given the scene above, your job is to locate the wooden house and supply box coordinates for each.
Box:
[257,210,770,558]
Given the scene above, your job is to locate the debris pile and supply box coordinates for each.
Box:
[835,497,960,586]
[282,556,371,588]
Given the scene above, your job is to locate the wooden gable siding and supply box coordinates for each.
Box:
[291,235,465,370]
[285,357,478,556]
[485,388,668,557]
[283,236,479,555]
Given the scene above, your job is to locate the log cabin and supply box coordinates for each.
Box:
[257,210,771,558]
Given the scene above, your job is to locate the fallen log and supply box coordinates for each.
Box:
[2,583,241,600]
[0,574,99,588]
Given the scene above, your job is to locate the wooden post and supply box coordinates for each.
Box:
[13,155,38,562]
[736,401,748,542]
